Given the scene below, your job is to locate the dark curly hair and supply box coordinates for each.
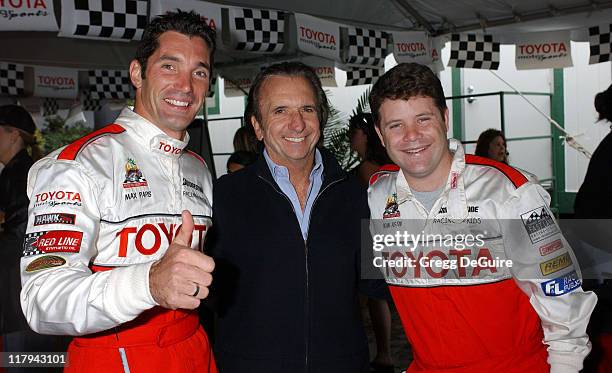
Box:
[245,62,329,130]
[369,63,446,126]
[475,128,507,163]
[348,112,391,165]
[135,10,216,79]
[233,126,260,154]
[594,84,612,123]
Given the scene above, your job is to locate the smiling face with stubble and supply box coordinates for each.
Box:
[130,31,211,140]
[375,96,453,191]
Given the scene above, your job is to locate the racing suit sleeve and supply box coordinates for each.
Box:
[500,182,597,373]
[20,158,157,336]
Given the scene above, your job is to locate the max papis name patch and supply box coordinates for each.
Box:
[34,213,76,226]
[23,230,83,256]
[25,255,66,272]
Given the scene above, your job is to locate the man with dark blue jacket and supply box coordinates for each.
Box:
[209,62,385,373]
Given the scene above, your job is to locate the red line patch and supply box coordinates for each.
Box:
[23,230,83,256]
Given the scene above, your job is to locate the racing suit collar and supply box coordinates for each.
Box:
[395,138,468,219]
[114,108,190,159]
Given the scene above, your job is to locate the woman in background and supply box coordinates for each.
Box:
[475,128,508,163]
[475,128,538,183]
[348,112,392,185]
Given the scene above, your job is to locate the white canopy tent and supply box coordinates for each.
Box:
[1,0,612,69]
[1,0,610,207]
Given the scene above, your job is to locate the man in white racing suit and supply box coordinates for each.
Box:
[367,63,597,373]
[20,10,217,372]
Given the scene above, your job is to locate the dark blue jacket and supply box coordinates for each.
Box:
[209,148,385,373]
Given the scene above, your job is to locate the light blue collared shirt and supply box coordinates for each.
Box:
[264,149,324,240]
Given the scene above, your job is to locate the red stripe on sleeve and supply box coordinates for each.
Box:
[185,150,207,166]
[369,164,399,186]
[465,154,528,188]
[57,124,125,160]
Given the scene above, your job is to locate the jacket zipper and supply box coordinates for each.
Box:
[302,178,342,372]
[258,174,344,373]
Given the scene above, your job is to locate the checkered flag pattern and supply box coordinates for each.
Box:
[81,90,102,111]
[88,70,134,100]
[448,34,500,70]
[0,62,24,96]
[589,24,612,64]
[67,0,147,40]
[23,232,44,256]
[230,7,285,53]
[345,67,383,87]
[42,98,59,116]
[346,27,388,67]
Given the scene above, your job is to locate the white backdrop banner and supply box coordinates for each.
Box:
[262,56,337,87]
[150,0,221,33]
[429,37,444,72]
[0,0,58,31]
[301,56,336,87]
[515,31,573,70]
[222,67,259,97]
[392,31,431,64]
[34,66,79,99]
[295,13,340,62]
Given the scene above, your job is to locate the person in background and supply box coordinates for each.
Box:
[0,105,38,342]
[226,150,257,174]
[0,105,67,373]
[575,84,612,218]
[574,84,612,373]
[475,128,508,163]
[475,128,538,183]
[348,112,394,373]
[232,125,259,153]
[349,112,393,184]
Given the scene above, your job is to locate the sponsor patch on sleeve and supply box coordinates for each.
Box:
[23,231,83,256]
[541,270,581,296]
[25,255,67,272]
[539,239,563,256]
[520,206,560,243]
[540,252,572,276]
[34,213,76,226]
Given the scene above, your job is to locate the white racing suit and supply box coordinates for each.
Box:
[20,108,216,372]
[368,139,596,373]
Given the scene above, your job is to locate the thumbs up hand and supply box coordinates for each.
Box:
[149,210,215,310]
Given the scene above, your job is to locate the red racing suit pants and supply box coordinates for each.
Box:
[64,266,216,373]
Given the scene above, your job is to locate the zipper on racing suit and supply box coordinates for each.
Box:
[258,174,344,373]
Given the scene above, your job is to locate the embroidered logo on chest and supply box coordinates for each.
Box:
[383,193,401,219]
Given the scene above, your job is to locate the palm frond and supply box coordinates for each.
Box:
[351,87,371,117]
[322,88,372,171]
